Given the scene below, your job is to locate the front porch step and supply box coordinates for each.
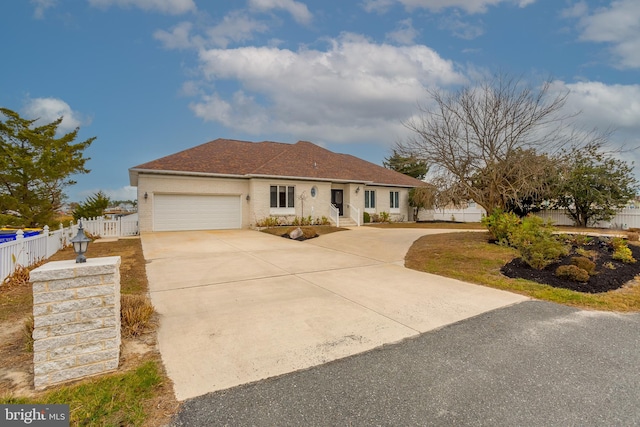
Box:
[336,217,358,227]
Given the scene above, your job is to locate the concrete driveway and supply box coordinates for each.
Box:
[142,227,527,401]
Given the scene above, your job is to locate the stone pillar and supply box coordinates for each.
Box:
[30,256,121,390]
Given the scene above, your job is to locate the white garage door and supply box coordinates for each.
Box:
[153,194,241,231]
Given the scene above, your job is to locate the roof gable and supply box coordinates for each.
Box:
[130,138,424,187]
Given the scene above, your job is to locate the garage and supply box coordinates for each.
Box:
[153,194,241,231]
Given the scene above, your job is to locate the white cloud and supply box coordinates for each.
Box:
[23,97,85,134]
[190,34,465,145]
[154,21,197,49]
[361,0,396,14]
[368,0,535,14]
[438,14,484,39]
[31,0,56,19]
[88,0,196,15]
[568,0,640,69]
[248,0,313,25]
[551,80,640,169]
[205,10,270,48]
[154,12,270,50]
[386,19,419,45]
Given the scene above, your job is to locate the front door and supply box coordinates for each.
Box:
[331,189,344,216]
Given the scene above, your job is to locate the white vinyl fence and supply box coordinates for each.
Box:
[535,208,640,229]
[418,206,640,229]
[0,214,139,284]
[79,214,139,238]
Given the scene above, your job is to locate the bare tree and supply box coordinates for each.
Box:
[398,74,572,215]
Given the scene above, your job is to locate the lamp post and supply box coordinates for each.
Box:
[70,221,91,263]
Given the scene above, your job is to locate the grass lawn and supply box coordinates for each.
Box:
[403,228,640,312]
[0,238,178,427]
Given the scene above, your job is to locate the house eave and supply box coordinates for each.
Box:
[129,168,421,188]
[128,168,248,186]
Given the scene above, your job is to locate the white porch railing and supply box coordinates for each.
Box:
[329,204,340,227]
[346,203,361,226]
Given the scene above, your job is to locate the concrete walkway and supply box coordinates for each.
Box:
[142,227,527,401]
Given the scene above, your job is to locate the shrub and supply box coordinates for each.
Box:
[318,216,330,226]
[610,237,636,263]
[379,212,391,223]
[121,294,156,338]
[627,232,639,242]
[563,233,593,246]
[571,256,596,275]
[555,265,590,282]
[481,209,520,245]
[363,212,371,224]
[575,247,598,261]
[613,245,636,264]
[256,216,280,227]
[509,215,567,269]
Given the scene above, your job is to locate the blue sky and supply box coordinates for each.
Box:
[1,0,639,203]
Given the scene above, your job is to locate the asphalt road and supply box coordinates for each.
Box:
[170,301,640,426]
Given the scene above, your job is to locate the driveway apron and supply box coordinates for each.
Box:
[142,228,527,401]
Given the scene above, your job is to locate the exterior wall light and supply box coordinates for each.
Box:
[144,192,148,200]
[70,221,91,263]
[356,186,360,194]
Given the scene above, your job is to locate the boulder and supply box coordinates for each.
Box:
[289,227,304,240]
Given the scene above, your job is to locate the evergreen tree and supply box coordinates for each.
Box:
[0,108,94,226]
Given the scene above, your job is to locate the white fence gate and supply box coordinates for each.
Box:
[79,214,139,238]
[1,214,139,284]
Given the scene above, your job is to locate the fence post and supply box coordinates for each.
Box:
[43,225,49,259]
[15,229,26,267]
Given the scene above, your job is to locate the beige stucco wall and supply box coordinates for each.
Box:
[249,178,333,226]
[136,173,250,232]
[136,172,413,231]
[362,185,411,222]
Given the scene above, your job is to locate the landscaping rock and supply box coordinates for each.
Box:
[289,227,304,240]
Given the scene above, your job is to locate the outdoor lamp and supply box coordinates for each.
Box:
[71,221,91,263]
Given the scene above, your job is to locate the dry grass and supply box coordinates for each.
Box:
[370,221,486,230]
[122,294,157,338]
[0,238,179,426]
[261,225,348,237]
[405,231,640,312]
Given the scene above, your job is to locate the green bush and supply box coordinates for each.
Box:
[611,238,636,263]
[363,212,371,224]
[555,264,590,282]
[379,211,391,223]
[571,256,596,275]
[481,209,520,245]
[509,215,567,269]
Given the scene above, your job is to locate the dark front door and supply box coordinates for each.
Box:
[331,189,344,216]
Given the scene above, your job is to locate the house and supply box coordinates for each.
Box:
[128,138,425,232]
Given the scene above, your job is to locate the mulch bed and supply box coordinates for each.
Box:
[501,237,640,293]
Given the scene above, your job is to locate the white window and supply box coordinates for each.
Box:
[390,191,399,209]
[270,185,295,208]
[365,190,376,209]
